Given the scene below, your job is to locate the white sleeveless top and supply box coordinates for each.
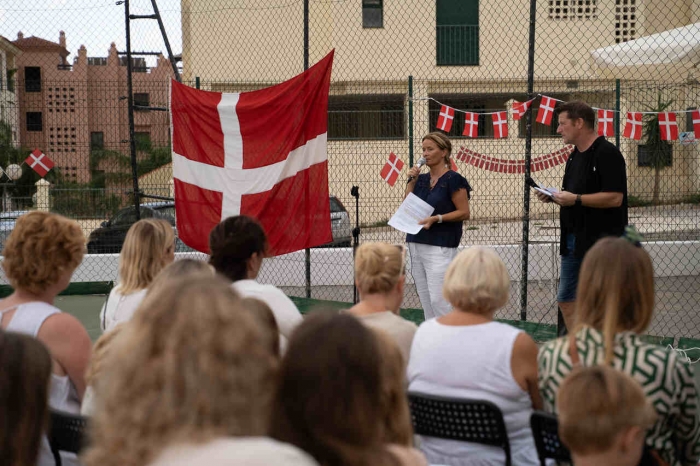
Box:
[2,301,81,466]
[407,319,538,466]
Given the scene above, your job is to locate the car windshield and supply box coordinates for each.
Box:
[330,197,344,213]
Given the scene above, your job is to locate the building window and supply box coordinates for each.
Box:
[26,112,43,132]
[90,132,104,150]
[615,0,636,43]
[362,0,383,28]
[548,0,598,20]
[436,0,479,66]
[134,132,151,151]
[428,95,509,139]
[25,67,41,93]
[328,94,404,140]
[134,93,150,111]
[517,94,570,138]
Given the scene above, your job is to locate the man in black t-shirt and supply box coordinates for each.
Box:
[535,101,628,331]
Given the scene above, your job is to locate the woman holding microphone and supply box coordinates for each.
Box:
[405,132,471,320]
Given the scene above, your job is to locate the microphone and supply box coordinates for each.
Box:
[407,157,426,183]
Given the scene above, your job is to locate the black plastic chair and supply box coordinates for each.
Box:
[49,409,88,466]
[530,410,571,466]
[408,392,512,466]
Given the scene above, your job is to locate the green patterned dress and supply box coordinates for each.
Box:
[538,326,700,466]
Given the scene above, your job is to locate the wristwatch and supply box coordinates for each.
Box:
[575,194,582,207]
[437,214,443,223]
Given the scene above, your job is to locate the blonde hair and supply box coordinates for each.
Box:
[443,247,509,313]
[117,218,175,294]
[423,132,452,165]
[84,326,124,387]
[2,212,85,295]
[82,276,277,466]
[575,237,655,365]
[145,259,214,299]
[354,243,404,295]
[557,365,657,455]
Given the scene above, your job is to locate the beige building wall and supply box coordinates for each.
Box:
[0,37,21,147]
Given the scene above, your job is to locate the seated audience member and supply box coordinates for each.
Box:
[346,243,417,365]
[209,215,303,350]
[145,258,215,298]
[557,365,657,466]
[0,331,52,466]
[81,325,124,416]
[407,246,541,466]
[82,276,317,466]
[0,212,91,466]
[241,297,281,357]
[271,312,427,466]
[538,234,700,466]
[101,218,175,331]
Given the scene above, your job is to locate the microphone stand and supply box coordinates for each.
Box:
[351,185,360,304]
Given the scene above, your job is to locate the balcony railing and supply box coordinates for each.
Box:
[436,24,479,66]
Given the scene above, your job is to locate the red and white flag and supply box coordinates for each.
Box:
[623,112,643,140]
[450,159,458,172]
[512,99,533,120]
[462,112,479,138]
[691,109,700,139]
[25,149,54,177]
[536,96,556,125]
[597,109,615,137]
[381,152,404,187]
[170,51,334,255]
[492,111,508,139]
[658,112,678,141]
[437,105,454,132]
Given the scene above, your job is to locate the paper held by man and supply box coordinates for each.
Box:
[388,193,435,234]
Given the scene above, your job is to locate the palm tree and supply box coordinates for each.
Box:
[640,93,673,205]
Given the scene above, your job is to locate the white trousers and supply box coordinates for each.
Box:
[408,242,457,320]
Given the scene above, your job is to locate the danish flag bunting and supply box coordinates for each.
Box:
[692,109,700,138]
[658,112,678,141]
[492,112,508,139]
[536,96,556,125]
[462,112,479,138]
[623,112,643,140]
[597,109,615,137]
[380,152,404,187]
[25,149,54,177]
[450,159,458,172]
[437,105,454,132]
[512,99,533,121]
[170,50,334,255]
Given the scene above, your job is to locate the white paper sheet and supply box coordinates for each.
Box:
[534,187,557,198]
[388,193,435,234]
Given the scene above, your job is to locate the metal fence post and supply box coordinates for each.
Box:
[408,75,414,167]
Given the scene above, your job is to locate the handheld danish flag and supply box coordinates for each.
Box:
[170,51,334,255]
[536,96,556,126]
[623,112,643,140]
[658,112,678,141]
[462,112,479,138]
[492,112,508,139]
[381,152,404,187]
[437,105,454,132]
[692,109,700,139]
[512,99,533,121]
[25,149,54,177]
[597,109,615,137]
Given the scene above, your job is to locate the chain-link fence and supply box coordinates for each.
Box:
[1,0,699,343]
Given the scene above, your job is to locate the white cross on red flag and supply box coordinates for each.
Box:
[25,149,54,177]
[536,96,556,126]
[658,112,678,141]
[462,112,479,138]
[692,109,700,139]
[512,99,533,121]
[380,152,404,187]
[437,105,454,132]
[623,112,643,140]
[492,111,508,139]
[170,50,334,255]
[597,109,615,137]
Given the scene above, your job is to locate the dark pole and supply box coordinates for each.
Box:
[520,0,538,321]
[351,186,360,304]
[148,0,181,82]
[304,0,311,299]
[124,0,141,220]
[408,75,414,166]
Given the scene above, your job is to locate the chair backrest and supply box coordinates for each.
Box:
[407,392,512,466]
[49,409,88,466]
[530,410,571,466]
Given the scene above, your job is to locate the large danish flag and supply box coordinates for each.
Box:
[536,96,556,126]
[658,112,678,141]
[692,109,700,139]
[170,51,334,255]
[597,109,615,137]
[623,112,643,140]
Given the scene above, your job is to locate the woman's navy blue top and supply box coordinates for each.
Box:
[406,170,472,248]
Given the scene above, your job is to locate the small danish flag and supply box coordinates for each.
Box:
[658,112,678,141]
[450,158,458,172]
[512,99,533,121]
[691,109,700,139]
[437,105,454,132]
[623,112,643,140]
[597,109,615,137]
[536,96,556,126]
[492,111,508,139]
[380,152,404,187]
[25,149,54,177]
[462,112,479,138]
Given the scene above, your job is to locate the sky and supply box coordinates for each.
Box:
[0,0,182,66]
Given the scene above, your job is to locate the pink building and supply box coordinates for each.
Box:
[13,31,173,183]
